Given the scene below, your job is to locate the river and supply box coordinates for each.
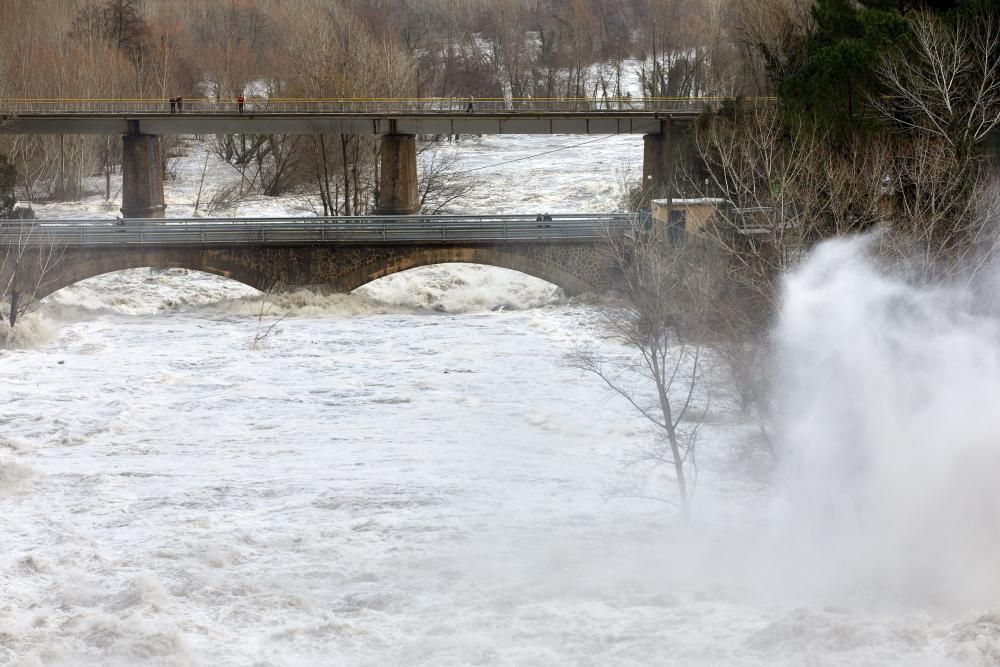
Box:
[1,135,997,666]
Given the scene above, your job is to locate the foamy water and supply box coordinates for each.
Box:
[3,261,999,665]
[3,137,1000,665]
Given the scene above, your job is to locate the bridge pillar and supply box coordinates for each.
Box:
[642,119,674,199]
[376,134,419,215]
[121,132,165,219]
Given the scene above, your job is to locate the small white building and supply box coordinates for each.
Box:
[651,198,731,240]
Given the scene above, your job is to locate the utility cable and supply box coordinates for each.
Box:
[446,121,658,177]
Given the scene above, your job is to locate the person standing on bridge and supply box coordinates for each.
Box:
[169,97,176,114]
[237,94,245,114]
[176,96,183,113]
[466,95,474,113]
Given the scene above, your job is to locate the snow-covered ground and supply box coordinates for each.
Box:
[2,136,1000,666]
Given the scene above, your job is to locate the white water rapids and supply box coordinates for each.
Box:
[2,137,1000,665]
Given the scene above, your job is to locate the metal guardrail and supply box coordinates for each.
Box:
[0,215,629,247]
[0,97,766,115]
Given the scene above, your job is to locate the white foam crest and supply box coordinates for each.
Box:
[37,265,563,322]
[43,268,257,317]
[198,287,419,318]
[767,235,1000,609]
[0,313,55,349]
[0,456,38,492]
[202,265,562,318]
[356,264,564,313]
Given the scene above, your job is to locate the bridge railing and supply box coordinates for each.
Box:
[0,97,766,115]
[0,215,630,246]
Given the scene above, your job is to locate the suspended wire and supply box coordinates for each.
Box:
[368,119,663,190]
[445,120,660,177]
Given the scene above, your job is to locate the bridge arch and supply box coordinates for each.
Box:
[340,246,598,294]
[37,249,269,301]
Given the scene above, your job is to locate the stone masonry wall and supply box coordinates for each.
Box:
[19,241,619,301]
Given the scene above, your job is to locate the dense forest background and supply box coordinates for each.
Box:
[0,0,759,104]
[0,0,755,208]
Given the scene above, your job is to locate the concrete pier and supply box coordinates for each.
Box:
[642,119,673,198]
[121,133,165,218]
[376,134,419,215]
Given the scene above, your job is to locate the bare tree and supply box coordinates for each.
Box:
[0,156,14,220]
[566,215,722,521]
[692,103,904,299]
[880,135,997,284]
[274,0,416,214]
[693,106,819,306]
[210,133,302,198]
[689,104,891,458]
[733,0,813,94]
[251,275,286,351]
[78,0,149,66]
[416,143,478,214]
[874,10,1000,282]
[876,10,1000,157]
[0,220,65,329]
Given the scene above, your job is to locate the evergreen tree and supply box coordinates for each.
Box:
[778,0,907,140]
[772,0,994,141]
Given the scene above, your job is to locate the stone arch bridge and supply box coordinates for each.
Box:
[2,216,626,303]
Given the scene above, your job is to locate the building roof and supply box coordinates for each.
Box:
[651,198,731,206]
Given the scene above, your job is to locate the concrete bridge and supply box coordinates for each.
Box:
[1,215,628,303]
[0,97,704,217]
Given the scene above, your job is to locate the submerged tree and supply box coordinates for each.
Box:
[0,158,62,330]
[0,217,64,329]
[566,215,723,521]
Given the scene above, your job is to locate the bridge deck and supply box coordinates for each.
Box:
[0,97,721,135]
[1,215,629,247]
[1,113,688,136]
